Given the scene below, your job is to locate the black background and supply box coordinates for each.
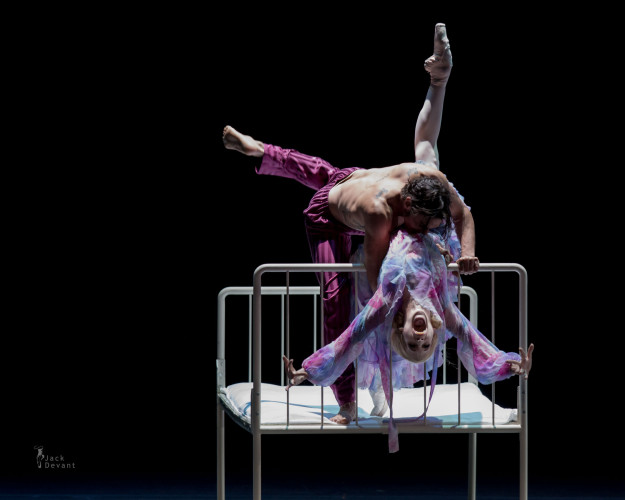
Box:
[3,4,620,497]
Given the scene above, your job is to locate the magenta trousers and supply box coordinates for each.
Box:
[257,144,363,406]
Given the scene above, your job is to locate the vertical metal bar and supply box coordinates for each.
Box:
[423,366,427,425]
[320,276,324,428]
[458,288,478,500]
[520,379,528,500]
[286,272,290,361]
[217,402,225,500]
[320,387,324,428]
[252,270,264,500]
[248,295,252,383]
[286,273,290,427]
[217,292,226,361]
[457,350,461,426]
[518,267,528,500]
[491,272,496,427]
[354,358,359,426]
[252,389,262,500]
[457,274,462,426]
[353,268,358,311]
[491,273,495,345]
[468,433,477,500]
[313,294,317,352]
[216,291,227,500]
[280,295,285,387]
[354,270,359,426]
[320,276,325,348]
[467,286,477,500]
[389,345,393,420]
[443,343,447,384]
[467,287,478,386]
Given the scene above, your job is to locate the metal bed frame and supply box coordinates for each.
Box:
[216,262,528,500]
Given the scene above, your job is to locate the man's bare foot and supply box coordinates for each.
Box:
[330,401,357,424]
[424,23,453,86]
[222,125,265,157]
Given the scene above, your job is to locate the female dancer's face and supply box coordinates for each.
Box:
[401,298,435,356]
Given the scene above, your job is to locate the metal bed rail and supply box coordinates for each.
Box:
[217,287,483,428]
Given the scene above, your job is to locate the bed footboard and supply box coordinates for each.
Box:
[216,262,528,500]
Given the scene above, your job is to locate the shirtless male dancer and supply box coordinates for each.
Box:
[222,23,479,423]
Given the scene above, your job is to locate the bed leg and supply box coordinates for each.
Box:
[468,433,476,500]
[253,430,261,500]
[217,401,225,500]
[520,380,528,500]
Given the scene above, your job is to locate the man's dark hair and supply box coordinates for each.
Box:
[401,176,453,238]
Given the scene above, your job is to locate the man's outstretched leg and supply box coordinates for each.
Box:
[414,23,453,168]
[223,125,359,423]
[223,125,339,190]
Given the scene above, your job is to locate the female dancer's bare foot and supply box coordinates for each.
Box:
[424,23,453,86]
[330,401,357,424]
[369,386,388,417]
[222,125,265,157]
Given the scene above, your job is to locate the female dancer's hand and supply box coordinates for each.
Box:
[506,344,534,379]
[437,242,479,275]
[436,243,453,265]
[282,355,309,389]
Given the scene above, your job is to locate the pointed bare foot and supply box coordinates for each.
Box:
[424,23,453,86]
[222,125,265,157]
[330,401,357,424]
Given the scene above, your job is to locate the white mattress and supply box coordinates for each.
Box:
[222,382,517,427]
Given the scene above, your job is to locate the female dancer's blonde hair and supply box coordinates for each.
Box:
[390,305,441,363]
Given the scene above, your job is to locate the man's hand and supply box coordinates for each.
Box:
[436,244,479,274]
[506,344,534,380]
[282,355,309,389]
[456,255,479,275]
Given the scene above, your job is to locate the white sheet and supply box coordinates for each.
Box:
[223,382,517,427]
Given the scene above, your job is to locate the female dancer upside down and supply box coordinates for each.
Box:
[283,229,533,452]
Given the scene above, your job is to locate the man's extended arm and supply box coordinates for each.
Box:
[448,185,479,274]
[363,211,393,291]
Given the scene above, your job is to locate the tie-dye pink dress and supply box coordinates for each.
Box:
[301,229,521,451]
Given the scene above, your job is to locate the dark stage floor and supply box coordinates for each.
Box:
[1,477,622,500]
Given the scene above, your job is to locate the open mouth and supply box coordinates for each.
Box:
[406,312,429,351]
[413,312,427,333]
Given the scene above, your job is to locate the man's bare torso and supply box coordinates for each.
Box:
[328,162,442,233]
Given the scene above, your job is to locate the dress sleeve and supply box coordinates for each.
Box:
[444,303,521,385]
[302,260,405,387]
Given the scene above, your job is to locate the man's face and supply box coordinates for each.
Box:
[403,213,444,235]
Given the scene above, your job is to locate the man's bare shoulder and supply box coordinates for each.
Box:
[397,162,448,181]
[363,195,393,218]
[361,196,394,229]
[362,205,394,236]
